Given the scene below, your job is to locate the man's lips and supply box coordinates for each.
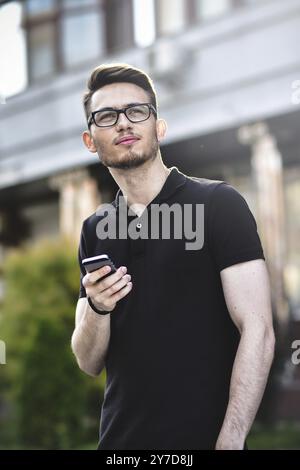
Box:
[116,135,140,145]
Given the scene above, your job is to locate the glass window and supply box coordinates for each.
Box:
[61,11,105,67]
[26,0,55,15]
[156,0,186,36]
[28,22,56,80]
[195,0,232,21]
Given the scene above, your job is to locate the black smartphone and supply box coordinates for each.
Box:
[82,254,117,280]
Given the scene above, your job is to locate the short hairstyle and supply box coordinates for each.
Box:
[83,63,158,126]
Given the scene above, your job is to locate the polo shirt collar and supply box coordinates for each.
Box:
[113,166,187,209]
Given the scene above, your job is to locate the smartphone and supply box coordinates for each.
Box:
[82,254,117,280]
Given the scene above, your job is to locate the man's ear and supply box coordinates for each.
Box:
[82,130,97,153]
[156,118,167,142]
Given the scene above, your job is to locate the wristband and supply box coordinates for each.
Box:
[87,296,111,315]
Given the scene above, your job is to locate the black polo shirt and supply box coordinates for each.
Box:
[78,166,265,450]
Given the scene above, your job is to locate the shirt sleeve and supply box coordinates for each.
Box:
[78,224,88,299]
[208,182,265,272]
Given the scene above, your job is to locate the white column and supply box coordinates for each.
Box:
[49,169,100,242]
[238,122,289,336]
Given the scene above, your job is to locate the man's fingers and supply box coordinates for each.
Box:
[94,266,127,294]
[93,274,131,306]
[82,265,113,288]
[83,266,130,300]
[98,266,127,291]
[86,269,132,312]
[109,281,133,303]
[102,274,131,297]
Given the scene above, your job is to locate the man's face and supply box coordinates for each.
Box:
[84,82,163,170]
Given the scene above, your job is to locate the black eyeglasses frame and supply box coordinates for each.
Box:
[87,103,157,128]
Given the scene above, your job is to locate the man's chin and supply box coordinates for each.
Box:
[106,158,146,170]
[101,151,156,170]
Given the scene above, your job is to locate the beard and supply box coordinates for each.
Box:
[97,138,159,170]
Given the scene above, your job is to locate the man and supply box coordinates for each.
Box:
[71,63,275,450]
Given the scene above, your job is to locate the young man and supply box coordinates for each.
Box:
[71,63,275,450]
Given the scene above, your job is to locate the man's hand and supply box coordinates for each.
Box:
[82,265,132,312]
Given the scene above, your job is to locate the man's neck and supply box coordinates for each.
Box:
[109,157,171,215]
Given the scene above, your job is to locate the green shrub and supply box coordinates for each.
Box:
[0,238,105,449]
[248,421,300,449]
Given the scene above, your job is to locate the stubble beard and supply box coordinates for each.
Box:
[97,138,159,170]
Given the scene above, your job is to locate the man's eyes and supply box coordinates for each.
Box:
[98,111,116,121]
[128,107,143,114]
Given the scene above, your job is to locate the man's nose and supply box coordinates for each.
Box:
[115,111,133,131]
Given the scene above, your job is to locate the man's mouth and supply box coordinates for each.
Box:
[116,136,140,145]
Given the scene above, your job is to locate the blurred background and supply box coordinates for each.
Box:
[0,0,300,449]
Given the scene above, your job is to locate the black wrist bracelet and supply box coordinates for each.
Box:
[87,296,111,315]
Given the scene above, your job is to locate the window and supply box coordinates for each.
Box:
[26,0,55,15]
[28,22,57,81]
[61,11,105,67]
[23,0,137,83]
[24,0,106,80]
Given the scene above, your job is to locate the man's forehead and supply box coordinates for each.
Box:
[90,83,149,110]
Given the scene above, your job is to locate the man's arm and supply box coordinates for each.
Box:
[71,265,132,377]
[71,297,111,377]
[215,258,275,450]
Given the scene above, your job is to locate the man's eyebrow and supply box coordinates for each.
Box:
[93,102,144,112]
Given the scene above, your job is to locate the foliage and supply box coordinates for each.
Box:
[0,238,105,449]
[248,421,300,449]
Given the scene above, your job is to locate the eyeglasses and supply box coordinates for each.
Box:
[88,103,157,128]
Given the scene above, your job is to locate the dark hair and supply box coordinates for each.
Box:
[83,63,158,125]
